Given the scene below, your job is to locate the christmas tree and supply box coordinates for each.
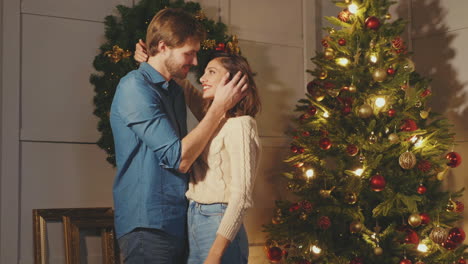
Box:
[263,0,466,263]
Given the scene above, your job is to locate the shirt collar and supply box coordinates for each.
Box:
[139,62,172,91]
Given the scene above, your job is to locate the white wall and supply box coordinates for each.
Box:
[410,0,468,227]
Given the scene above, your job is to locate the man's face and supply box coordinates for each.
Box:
[164,38,200,79]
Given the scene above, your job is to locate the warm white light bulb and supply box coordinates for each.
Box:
[410,136,418,143]
[323,112,330,118]
[354,168,364,177]
[375,97,386,108]
[311,245,322,254]
[336,57,350,67]
[370,54,378,63]
[348,3,358,14]
[415,137,424,147]
[306,169,314,178]
[417,243,429,253]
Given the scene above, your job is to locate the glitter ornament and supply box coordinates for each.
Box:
[399,151,417,170]
[430,226,448,244]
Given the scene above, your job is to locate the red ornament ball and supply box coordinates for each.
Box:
[400,227,419,245]
[421,89,432,97]
[346,144,359,156]
[400,259,412,264]
[459,258,467,264]
[318,216,331,230]
[342,105,352,115]
[308,106,317,115]
[338,38,347,46]
[417,160,432,173]
[419,213,431,225]
[299,114,310,121]
[299,200,313,212]
[266,246,283,262]
[369,174,386,192]
[319,138,332,150]
[289,203,300,212]
[447,227,466,244]
[446,152,462,168]
[365,16,381,30]
[297,147,305,154]
[349,257,364,264]
[387,67,396,75]
[400,119,418,132]
[307,80,319,95]
[302,131,311,137]
[417,184,427,194]
[442,240,458,250]
[388,108,396,117]
[456,201,464,213]
[290,145,298,153]
[321,38,329,47]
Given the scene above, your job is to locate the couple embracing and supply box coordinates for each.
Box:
[110,8,261,264]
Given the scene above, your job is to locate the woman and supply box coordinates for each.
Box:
[135,43,261,264]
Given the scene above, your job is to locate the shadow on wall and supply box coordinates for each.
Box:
[398,0,468,132]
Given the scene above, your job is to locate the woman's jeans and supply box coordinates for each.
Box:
[187,201,249,264]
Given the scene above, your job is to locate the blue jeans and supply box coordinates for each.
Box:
[118,228,186,264]
[187,201,249,264]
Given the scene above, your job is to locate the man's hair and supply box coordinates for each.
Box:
[211,53,261,118]
[146,8,206,56]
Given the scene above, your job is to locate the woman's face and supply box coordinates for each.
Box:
[199,58,229,100]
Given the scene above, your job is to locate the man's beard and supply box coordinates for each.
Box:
[165,53,191,79]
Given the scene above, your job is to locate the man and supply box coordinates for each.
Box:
[110,8,247,263]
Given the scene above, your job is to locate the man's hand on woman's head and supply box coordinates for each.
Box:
[212,71,249,113]
[134,39,149,63]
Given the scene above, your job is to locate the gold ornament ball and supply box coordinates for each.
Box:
[388,133,399,144]
[420,110,429,119]
[372,68,388,82]
[403,58,415,72]
[299,212,308,221]
[358,104,373,118]
[349,221,363,233]
[374,246,383,256]
[429,226,449,244]
[348,85,357,93]
[319,71,328,80]
[272,216,284,225]
[399,151,417,170]
[324,48,336,60]
[385,13,392,20]
[436,166,449,181]
[344,192,358,204]
[327,89,340,98]
[368,132,377,144]
[446,199,457,212]
[408,213,422,227]
[313,90,326,101]
[320,189,333,198]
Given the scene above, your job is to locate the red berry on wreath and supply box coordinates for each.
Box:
[365,16,381,30]
[319,138,332,150]
[446,152,462,168]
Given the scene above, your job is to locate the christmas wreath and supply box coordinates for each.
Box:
[90,0,238,166]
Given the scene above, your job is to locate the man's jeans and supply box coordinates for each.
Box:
[118,228,186,264]
[187,201,249,264]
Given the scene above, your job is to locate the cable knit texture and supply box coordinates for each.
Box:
[185,115,261,241]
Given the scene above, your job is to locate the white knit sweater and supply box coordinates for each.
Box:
[177,79,261,241]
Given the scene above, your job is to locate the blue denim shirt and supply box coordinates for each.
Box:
[110,62,188,239]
